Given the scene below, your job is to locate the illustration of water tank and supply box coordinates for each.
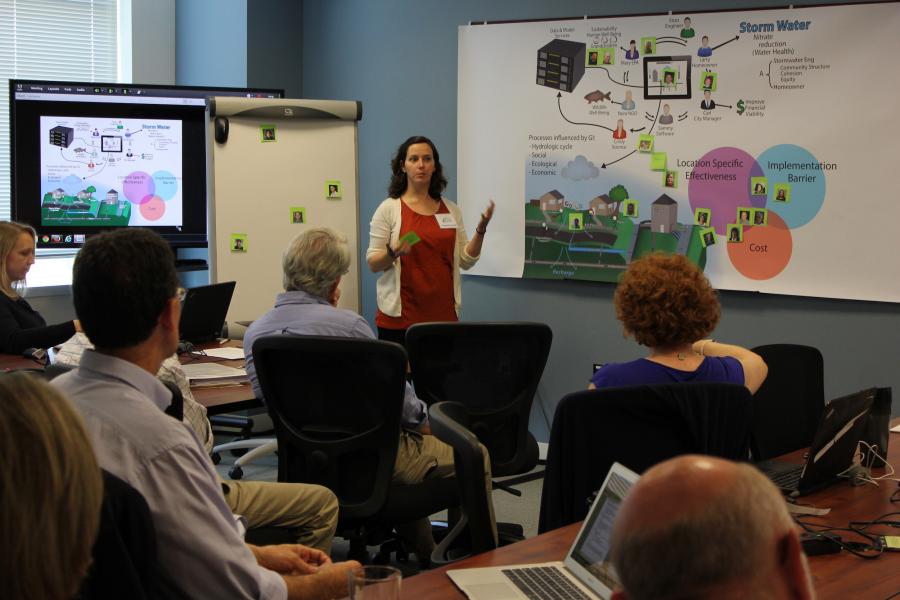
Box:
[651,194,678,233]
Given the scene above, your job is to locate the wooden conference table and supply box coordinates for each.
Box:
[0,340,258,415]
[403,427,900,600]
[182,340,259,414]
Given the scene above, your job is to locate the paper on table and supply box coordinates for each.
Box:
[181,362,247,383]
[201,347,245,360]
[891,423,900,433]
[786,502,830,516]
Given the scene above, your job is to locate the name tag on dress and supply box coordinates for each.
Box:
[435,214,457,229]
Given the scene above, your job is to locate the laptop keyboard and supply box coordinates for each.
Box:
[502,566,592,600]
[769,465,803,490]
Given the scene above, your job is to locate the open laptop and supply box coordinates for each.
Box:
[756,387,876,496]
[178,281,236,343]
[448,462,639,600]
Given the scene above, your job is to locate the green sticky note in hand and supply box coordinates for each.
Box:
[400,231,421,246]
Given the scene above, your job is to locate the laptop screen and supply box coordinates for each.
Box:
[565,463,640,595]
[179,281,236,343]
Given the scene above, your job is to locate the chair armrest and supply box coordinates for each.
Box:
[429,401,496,561]
[429,401,478,451]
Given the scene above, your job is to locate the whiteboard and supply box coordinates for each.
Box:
[457,2,900,303]
[208,98,361,323]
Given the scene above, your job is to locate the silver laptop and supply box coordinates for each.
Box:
[448,462,640,600]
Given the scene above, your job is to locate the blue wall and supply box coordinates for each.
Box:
[298,0,900,439]
[176,0,247,87]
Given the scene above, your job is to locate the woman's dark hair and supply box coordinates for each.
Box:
[388,136,447,200]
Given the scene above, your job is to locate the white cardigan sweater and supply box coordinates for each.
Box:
[366,197,479,318]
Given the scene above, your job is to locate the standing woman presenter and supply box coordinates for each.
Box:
[367,136,494,345]
[0,222,80,354]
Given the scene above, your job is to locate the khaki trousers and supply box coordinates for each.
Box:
[392,431,497,557]
[222,478,339,553]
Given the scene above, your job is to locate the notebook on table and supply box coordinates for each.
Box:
[756,387,876,496]
[178,281,236,343]
[448,462,639,600]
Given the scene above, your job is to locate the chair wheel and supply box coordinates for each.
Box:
[229,466,243,480]
[211,452,221,465]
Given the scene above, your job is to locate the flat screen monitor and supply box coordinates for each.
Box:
[9,80,283,249]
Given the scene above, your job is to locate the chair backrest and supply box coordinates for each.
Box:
[79,471,162,600]
[406,322,552,476]
[43,362,76,380]
[750,344,825,460]
[252,334,406,521]
[538,383,753,533]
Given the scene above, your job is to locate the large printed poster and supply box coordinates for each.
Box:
[458,3,900,302]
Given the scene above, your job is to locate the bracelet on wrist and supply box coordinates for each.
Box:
[476,226,487,235]
[386,243,397,259]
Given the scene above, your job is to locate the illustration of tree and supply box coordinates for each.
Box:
[85,185,96,199]
[608,184,629,215]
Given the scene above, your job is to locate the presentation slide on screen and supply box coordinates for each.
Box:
[458,3,900,302]
[39,116,183,228]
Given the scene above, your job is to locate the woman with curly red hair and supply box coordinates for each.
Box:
[590,253,767,393]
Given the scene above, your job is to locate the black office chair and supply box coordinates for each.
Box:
[252,334,462,564]
[538,383,754,533]
[406,322,553,495]
[79,470,166,600]
[750,344,825,460]
[428,401,496,562]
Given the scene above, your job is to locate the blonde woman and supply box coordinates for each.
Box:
[0,222,80,353]
[0,372,103,599]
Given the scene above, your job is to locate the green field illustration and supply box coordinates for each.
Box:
[41,186,131,226]
[523,185,706,281]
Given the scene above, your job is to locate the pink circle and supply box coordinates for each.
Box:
[688,147,765,235]
[727,211,792,280]
[123,172,155,204]
[139,195,166,221]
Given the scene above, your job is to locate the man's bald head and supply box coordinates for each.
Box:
[610,456,812,600]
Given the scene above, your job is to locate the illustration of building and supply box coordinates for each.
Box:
[539,190,565,211]
[589,194,616,216]
[51,188,65,200]
[105,189,119,205]
[536,39,586,93]
[76,190,90,201]
[651,194,678,233]
[49,126,74,148]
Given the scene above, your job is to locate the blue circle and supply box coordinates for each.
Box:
[757,144,826,229]
[152,170,178,201]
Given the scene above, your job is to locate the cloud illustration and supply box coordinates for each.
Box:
[561,155,600,181]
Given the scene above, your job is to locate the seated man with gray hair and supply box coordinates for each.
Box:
[244,227,497,562]
[610,455,815,600]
